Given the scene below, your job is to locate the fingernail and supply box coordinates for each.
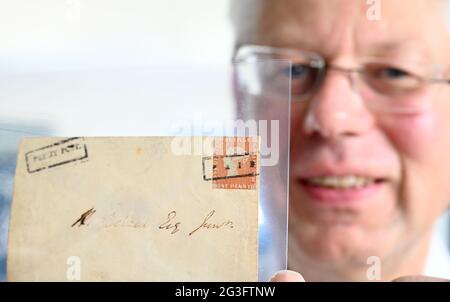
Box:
[269,270,306,282]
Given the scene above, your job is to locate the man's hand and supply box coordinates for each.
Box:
[270,270,449,282]
[270,270,305,282]
[392,275,449,282]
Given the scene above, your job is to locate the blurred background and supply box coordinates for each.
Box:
[1,0,448,282]
[0,0,236,281]
[0,0,235,134]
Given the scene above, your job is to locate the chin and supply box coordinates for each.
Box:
[292,222,388,265]
[288,180,406,268]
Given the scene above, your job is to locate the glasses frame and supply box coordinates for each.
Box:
[234,44,450,102]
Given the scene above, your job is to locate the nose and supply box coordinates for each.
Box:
[302,69,375,138]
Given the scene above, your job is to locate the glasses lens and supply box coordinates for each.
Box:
[288,62,322,100]
[359,62,436,114]
[235,46,324,101]
[363,62,423,96]
[235,46,443,114]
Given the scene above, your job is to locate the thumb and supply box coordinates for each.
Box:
[392,275,449,282]
[270,270,306,282]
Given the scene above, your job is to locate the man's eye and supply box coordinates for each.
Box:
[365,65,422,92]
[291,64,310,78]
[378,67,411,79]
[283,64,310,78]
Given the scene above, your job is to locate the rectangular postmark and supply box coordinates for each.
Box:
[202,137,259,190]
[25,137,88,173]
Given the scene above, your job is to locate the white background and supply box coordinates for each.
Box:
[0,0,448,281]
[0,0,236,281]
[0,0,235,137]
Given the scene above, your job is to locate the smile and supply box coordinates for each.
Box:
[298,175,386,205]
[302,175,384,189]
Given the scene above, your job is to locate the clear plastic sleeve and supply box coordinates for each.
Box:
[0,59,291,281]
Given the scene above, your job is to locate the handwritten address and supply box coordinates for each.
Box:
[71,208,234,236]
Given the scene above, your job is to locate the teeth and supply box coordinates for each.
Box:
[307,176,375,189]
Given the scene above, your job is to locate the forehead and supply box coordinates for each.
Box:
[250,0,448,61]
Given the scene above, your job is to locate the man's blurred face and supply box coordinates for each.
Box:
[246,0,450,279]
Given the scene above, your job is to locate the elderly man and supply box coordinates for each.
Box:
[231,0,450,281]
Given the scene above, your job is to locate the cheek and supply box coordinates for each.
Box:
[382,112,439,157]
[290,111,306,170]
[290,104,308,156]
[378,90,445,158]
[290,111,300,150]
[378,93,450,225]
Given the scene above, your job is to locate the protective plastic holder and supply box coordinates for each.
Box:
[0,58,291,281]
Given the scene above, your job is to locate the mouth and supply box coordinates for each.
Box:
[298,175,386,205]
[302,175,385,189]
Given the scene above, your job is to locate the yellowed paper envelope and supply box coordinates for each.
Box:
[7,136,259,281]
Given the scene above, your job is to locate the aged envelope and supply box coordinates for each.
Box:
[7,136,259,281]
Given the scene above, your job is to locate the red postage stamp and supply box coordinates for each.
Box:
[202,137,259,190]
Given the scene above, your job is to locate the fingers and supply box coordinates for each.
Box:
[392,275,450,282]
[270,270,306,282]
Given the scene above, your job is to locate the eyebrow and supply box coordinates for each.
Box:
[262,27,312,50]
[262,34,430,62]
[361,41,434,65]
[249,22,435,63]
[364,40,425,55]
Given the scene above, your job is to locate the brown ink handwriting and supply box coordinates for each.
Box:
[158,211,181,234]
[71,207,96,227]
[188,210,234,236]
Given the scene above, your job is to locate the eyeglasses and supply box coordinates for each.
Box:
[233,45,450,113]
